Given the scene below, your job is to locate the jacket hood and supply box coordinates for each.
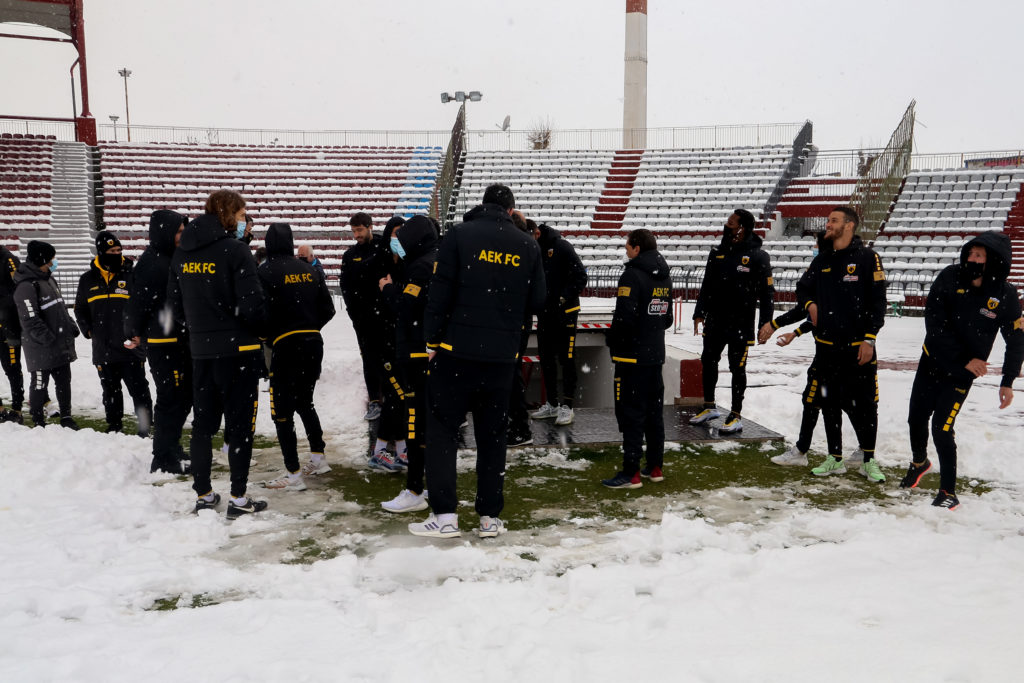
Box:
[265,222,294,257]
[626,248,670,279]
[13,261,49,285]
[536,223,561,249]
[180,213,232,252]
[463,203,512,224]
[961,230,1011,282]
[396,215,438,262]
[719,224,762,251]
[148,210,186,256]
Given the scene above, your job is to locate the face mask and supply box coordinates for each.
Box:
[390,236,406,259]
[963,260,985,281]
[236,220,247,240]
[50,258,59,272]
[812,248,819,257]
[99,252,123,272]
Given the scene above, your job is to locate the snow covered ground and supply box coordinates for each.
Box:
[1,303,1022,682]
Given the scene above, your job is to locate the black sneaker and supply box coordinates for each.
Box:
[602,471,642,489]
[107,423,123,434]
[932,490,960,510]
[507,431,534,447]
[193,492,221,513]
[226,496,269,520]
[899,459,932,489]
[60,417,79,431]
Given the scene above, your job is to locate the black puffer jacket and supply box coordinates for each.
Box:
[607,249,674,365]
[75,256,143,364]
[693,226,774,341]
[124,210,188,347]
[340,233,389,324]
[922,230,1024,387]
[168,213,266,359]
[0,246,21,343]
[424,203,546,363]
[380,215,437,361]
[535,224,588,316]
[13,262,79,372]
[257,223,335,346]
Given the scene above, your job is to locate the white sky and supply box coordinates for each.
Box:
[0,0,1021,153]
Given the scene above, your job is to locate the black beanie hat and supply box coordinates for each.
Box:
[27,240,56,267]
[95,230,121,254]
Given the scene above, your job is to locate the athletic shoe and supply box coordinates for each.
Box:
[846,448,866,466]
[530,403,559,420]
[771,445,808,466]
[301,457,331,476]
[45,401,60,418]
[640,466,664,482]
[106,423,122,434]
[507,430,534,447]
[899,459,932,489]
[859,459,886,483]
[689,407,722,425]
[932,490,960,510]
[408,513,460,538]
[811,455,846,477]
[363,402,382,421]
[602,471,642,489]
[478,516,506,538]
[193,492,221,513]
[0,408,23,424]
[394,451,409,468]
[555,405,574,426]
[368,449,403,472]
[719,413,743,433]
[226,496,268,520]
[59,417,79,431]
[381,489,429,513]
[262,473,308,491]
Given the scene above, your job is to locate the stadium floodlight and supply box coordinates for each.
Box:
[118,67,133,142]
[454,91,466,103]
[468,91,482,102]
[109,115,119,142]
[440,92,452,103]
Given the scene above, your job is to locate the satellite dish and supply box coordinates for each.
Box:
[501,115,511,131]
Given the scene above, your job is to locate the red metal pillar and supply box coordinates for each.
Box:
[70,0,96,144]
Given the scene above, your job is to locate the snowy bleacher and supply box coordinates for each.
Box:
[884,169,1023,236]
[0,134,55,248]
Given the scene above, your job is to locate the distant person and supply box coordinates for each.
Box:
[297,243,325,281]
[601,229,673,488]
[900,231,1023,509]
[409,184,545,538]
[690,209,774,433]
[169,190,268,519]
[529,222,588,426]
[257,223,336,491]
[239,213,255,244]
[0,244,25,423]
[13,240,79,429]
[254,245,267,266]
[75,231,153,436]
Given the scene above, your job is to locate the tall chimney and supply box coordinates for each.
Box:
[622,0,648,149]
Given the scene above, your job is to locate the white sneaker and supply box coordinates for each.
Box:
[301,457,331,476]
[554,405,574,426]
[478,516,506,538]
[381,489,429,513]
[530,403,558,420]
[409,513,460,538]
[771,445,808,466]
[846,448,866,466]
[261,472,308,491]
[689,407,722,425]
[45,401,61,419]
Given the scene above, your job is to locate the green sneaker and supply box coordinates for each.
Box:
[859,459,886,483]
[811,455,846,477]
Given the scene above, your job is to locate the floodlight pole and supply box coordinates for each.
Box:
[118,67,132,141]
[440,90,482,145]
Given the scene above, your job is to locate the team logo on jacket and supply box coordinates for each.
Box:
[741,256,750,265]
[843,264,858,282]
[987,297,1000,310]
[847,264,856,274]
[547,249,554,258]
[648,299,669,315]
[117,280,127,289]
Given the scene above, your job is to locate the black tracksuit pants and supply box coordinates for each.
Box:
[1,339,24,411]
[507,323,532,437]
[614,362,665,475]
[29,363,71,426]
[146,342,193,472]
[190,353,261,499]
[398,357,429,494]
[353,317,387,404]
[269,335,326,473]
[426,354,515,517]
[378,355,406,443]
[812,343,878,459]
[537,311,578,407]
[96,360,153,434]
[908,353,971,493]
[700,331,751,414]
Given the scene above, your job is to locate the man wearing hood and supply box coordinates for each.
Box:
[75,231,153,437]
[1,244,25,422]
[691,209,774,433]
[256,222,336,492]
[900,231,1023,509]
[13,240,79,429]
[796,206,887,482]
[602,229,674,488]
[124,210,192,474]
[529,222,589,426]
[168,190,268,519]
[376,215,437,513]
[409,184,545,538]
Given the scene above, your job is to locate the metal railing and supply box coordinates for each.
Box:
[430,104,466,228]
[810,148,1024,177]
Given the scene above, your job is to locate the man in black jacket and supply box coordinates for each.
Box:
[13,241,79,429]
[691,209,774,433]
[0,245,25,422]
[602,229,673,489]
[75,231,153,436]
[409,184,545,538]
[900,231,1023,509]
[257,223,336,491]
[529,223,588,426]
[168,190,268,519]
[125,210,192,474]
[796,206,887,482]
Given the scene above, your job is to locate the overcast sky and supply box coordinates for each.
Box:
[1,0,1021,153]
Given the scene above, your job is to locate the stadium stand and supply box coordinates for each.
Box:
[0,135,54,247]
